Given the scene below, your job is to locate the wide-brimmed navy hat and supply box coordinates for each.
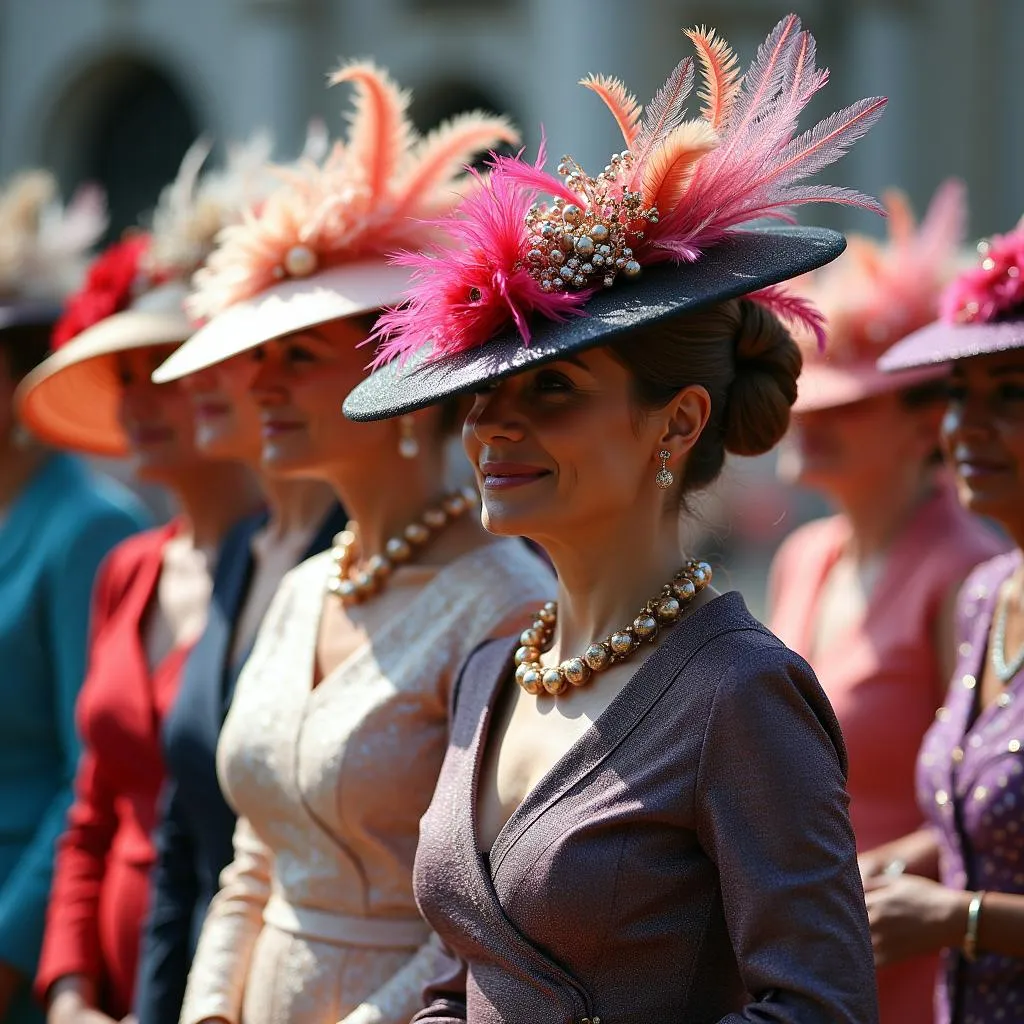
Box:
[344,227,845,420]
[342,14,886,423]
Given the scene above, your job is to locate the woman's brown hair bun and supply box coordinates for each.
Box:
[723,299,803,458]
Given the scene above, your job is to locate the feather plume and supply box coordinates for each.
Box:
[146,131,276,281]
[579,74,643,149]
[369,16,887,367]
[632,58,695,170]
[190,64,515,320]
[329,61,413,206]
[371,159,589,367]
[792,179,967,357]
[391,110,519,221]
[0,170,107,302]
[685,27,741,130]
[748,284,827,350]
[641,120,718,212]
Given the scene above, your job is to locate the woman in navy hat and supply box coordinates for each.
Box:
[344,15,888,1023]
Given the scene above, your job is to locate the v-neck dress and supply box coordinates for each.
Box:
[0,454,145,1024]
[918,550,1024,1023]
[179,539,554,1024]
[768,485,1004,1024]
[35,523,193,1019]
[412,591,879,1024]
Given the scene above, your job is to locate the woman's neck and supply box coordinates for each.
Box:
[259,475,336,541]
[0,442,49,511]
[540,508,689,659]
[321,449,450,558]
[168,461,263,552]
[834,466,937,564]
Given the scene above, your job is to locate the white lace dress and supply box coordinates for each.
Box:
[179,540,553,1024]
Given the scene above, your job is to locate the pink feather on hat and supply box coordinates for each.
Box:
[371,14,887,367]
[789,178,968,362]
[187,61,519,322]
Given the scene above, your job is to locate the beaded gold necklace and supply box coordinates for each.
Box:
[326,487,477,605]
[514,560,712,696]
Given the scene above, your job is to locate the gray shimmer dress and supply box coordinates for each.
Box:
[412,591,879,1024]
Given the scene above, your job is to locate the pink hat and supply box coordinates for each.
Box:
[153,62,518,383]
[879,221,1024,371]
[791,181,966,412]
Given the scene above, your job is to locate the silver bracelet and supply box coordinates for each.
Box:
[963,890,986,962]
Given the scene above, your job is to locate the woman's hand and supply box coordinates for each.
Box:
[864,874,969,967]
[46,976,117,1024]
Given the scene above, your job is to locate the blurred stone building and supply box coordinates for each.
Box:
[1,0,1021,242]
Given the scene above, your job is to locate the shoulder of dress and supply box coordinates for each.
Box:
[958,550,1022,609]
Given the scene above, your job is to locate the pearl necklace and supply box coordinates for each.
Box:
[992,586,1024,684]
[515,560,712,696]
[326,487,477,605]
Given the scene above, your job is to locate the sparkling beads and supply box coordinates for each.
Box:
[523,151,659,295]
[513,561,713,696]
[326,487,477,606]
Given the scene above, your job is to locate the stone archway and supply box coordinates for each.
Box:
[42,54,200,242]
[409,78,522,168]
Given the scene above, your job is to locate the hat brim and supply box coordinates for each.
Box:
[17,309,191,456]
[793,357,948,413]
[152,260,415,383]
[878,317,1024,372]
[342,227,846,423]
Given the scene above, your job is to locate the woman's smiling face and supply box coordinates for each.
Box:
[942,349,1024,527]
[462,346,708,544]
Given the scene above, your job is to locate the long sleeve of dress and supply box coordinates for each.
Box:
[695,647,879,1024]
[0,512,137,977]
[178,816,274,1024]
[134,780,200,1024]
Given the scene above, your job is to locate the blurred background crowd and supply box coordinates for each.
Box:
[2,0,1023,612]
[2,2,1024,1024]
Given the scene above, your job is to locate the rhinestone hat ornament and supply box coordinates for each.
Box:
[515,560,713,696]
[371,15,887,367]
[188,62,518,322]
[326,487,477,605]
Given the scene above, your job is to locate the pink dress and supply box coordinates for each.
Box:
[769,482,1005,1024]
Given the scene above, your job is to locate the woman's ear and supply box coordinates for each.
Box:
[659,384,712,462]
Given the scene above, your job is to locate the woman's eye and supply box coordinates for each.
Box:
[945,385,966,402]
[286,345,316,364]
[998,384,1024,402]
[533,371,574,394]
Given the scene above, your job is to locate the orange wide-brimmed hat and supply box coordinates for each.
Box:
[17,137,279,455]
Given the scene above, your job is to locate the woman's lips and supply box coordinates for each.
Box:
[194,400,231,419]
[261,419,305,438]
[479,462,550,489]
[129,425,174,445]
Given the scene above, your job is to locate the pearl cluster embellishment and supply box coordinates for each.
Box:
[515,560,712,696]
[326,487,477,605]
[524,151,659,294]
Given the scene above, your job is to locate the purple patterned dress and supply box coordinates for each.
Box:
[918,550,1024,1024]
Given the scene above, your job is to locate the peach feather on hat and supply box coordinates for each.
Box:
[791,178,967,412]
[17,137,279,455]
[152,60,519,383]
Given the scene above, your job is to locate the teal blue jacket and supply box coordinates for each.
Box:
[0,454,147,1022]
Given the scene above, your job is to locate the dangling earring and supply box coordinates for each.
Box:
[398,415,420,460]
[655,449,674,490]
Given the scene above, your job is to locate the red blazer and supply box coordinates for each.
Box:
[36,523,191,1018]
